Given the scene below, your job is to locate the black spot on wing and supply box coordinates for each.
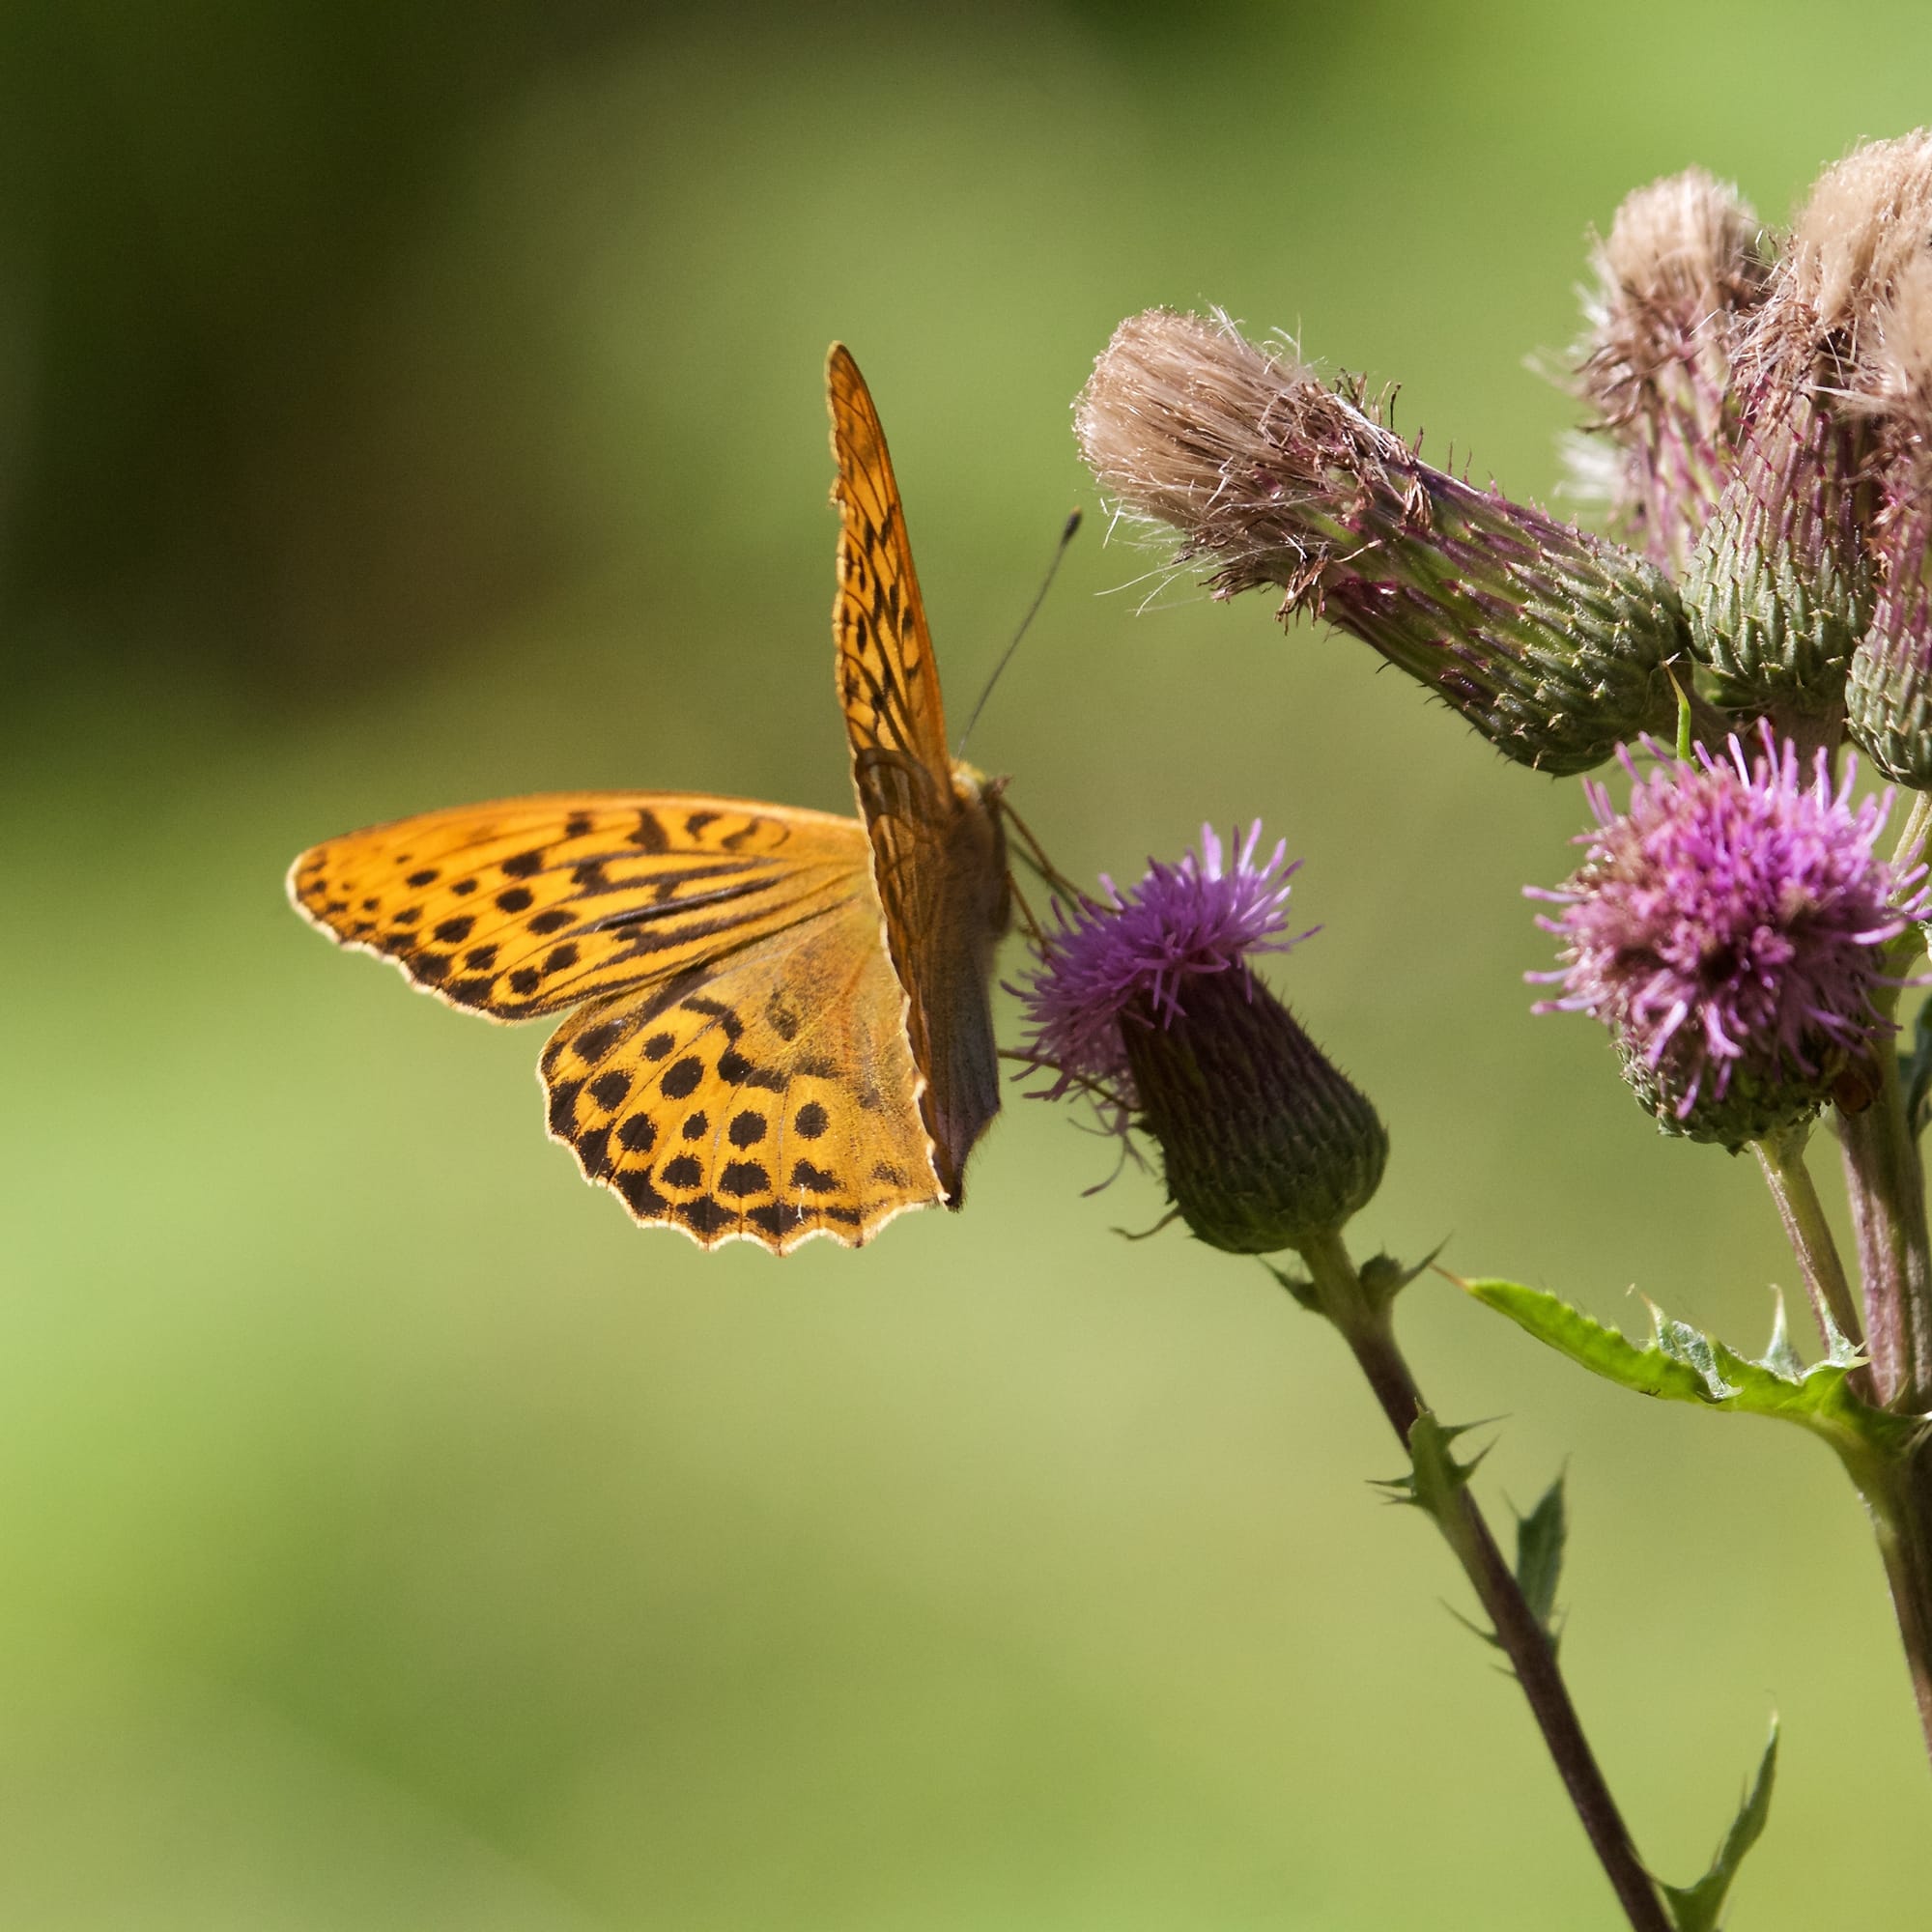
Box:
[575,1126,613,1179]
[549,1079,583,1137]
[679,1196,736,1239]
[589,1070,632,1111]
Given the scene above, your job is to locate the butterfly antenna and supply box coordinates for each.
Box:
[1000,798,1085,902]
[956,508,1082,758]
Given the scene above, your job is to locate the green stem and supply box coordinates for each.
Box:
[1294,1230,1670,1932]
[1831,790,1932,1770]
[1862,1444,1932,1770]
[1836,1041,1932,1412]
[1753,1125,1869,1392]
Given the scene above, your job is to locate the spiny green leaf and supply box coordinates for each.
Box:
[1512,1474,1567,1648]
[1658,1723,1778,1932]
[1456,1276,1920,1481]
[1373,1410,1488,1520]
[1759,1292,1804,1383]
[1263,1262,1320,1314]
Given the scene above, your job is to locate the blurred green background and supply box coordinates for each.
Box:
[6,2,1931,1924]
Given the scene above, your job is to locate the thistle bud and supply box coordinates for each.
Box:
[1016,823,1385,1254]
[1681,488,1867,718]
[1122,970,1387,1253]
[1573,169,1766,575]
[1531,731,1920,1152]
[1076,309,1689,777]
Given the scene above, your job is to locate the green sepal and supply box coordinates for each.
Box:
[1357,1242,1445,1313]
[1658,1722,1778,1932]
[1511,1473,1568,1651]
[1456,1275,1922,1484]
[1263,1261,1321,1315]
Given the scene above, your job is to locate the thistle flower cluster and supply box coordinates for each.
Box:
[1028,136,1932,1906]
[1531,732,1922,1150]
[1073,135,1932,787]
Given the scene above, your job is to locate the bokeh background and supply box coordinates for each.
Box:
[6,2,1932,1924]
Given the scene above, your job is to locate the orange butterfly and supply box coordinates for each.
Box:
[290,347,1011,1251]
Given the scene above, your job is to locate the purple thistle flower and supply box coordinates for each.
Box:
[1018,825,1385,1254]
[1018,821,1304,1114]
[1532,728,1924,1148]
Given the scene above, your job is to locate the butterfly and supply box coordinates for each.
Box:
[289,346,1011,1252]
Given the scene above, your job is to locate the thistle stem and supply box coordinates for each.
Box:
[1753,1124,1867,1378]
[1832,893,1932,1768]
[1293,1229,1670,1932]
[1836,1039,1932,1412]
[1868,1449,1932,1768]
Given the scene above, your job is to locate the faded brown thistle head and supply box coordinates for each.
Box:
[1846,249,1932,782]
[1077,309,1688,777]
[1687,136,1932,729]
[1573,168,1767,576]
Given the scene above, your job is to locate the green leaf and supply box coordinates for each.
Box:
[1512,1474,1567,1649]
[1658,1723,1778,1931]
[1457,1275,1920,1483]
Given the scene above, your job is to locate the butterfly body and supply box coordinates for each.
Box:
[290,348,1009,1251]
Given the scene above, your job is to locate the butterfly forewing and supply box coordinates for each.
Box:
[291,347,1011,1251]
[290,794,868,1020]
[827,345,1010,1204]
[828,344,953,792]
[541,895,940,1251]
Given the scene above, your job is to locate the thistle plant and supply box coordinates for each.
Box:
[1043,131,1932,1930]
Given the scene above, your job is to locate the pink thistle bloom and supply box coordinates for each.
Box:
[1016,825,1384,1253]
[1532,728,1925,1147]
[1017,821,1305,1120]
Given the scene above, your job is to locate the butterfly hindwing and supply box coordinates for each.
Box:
[290,793,869,1021]
[540,894,939,1250]
[290,349,1013,1251]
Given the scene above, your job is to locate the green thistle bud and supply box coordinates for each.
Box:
[1845,506,1932,785]
[1683,486,1868,717]
[1122,973,1388,1254]
[1614,1036,1834,1152]
[1075,309,1690,776]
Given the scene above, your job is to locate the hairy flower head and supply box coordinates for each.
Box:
[1020,821,1303,1113]
[1533,730,1921,1148]
[1075,308,1687,774]
[1574,168,1766,573]
[1018,825,1385,1252]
